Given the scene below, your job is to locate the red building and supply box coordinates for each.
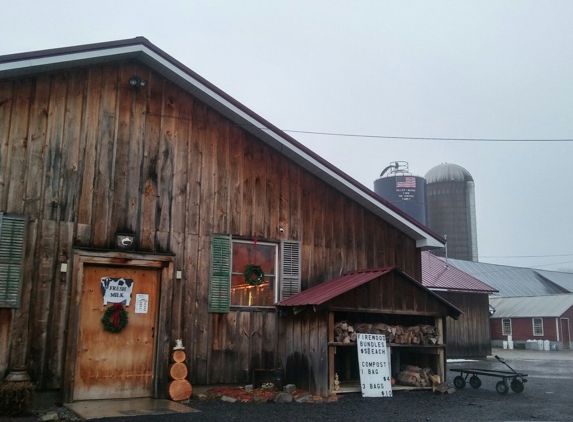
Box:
[490,295,573,350]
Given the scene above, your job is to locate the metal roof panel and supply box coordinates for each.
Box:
[490,295,573,318]
[441,258,561,297]
[277,268,394,307]
[276,267,462,319]
[421,252,497,292]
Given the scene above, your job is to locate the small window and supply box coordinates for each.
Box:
[502,319,512,336]
[231,240,278,307]
[533,318,544,336]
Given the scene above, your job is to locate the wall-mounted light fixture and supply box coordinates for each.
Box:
[116,233,135,250]
[128,75,148,87]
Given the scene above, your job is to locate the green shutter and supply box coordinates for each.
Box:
[280,240,301,300]
[208,234,231,313]
[0,213,27,308]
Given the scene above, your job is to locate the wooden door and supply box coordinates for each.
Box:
[561,318,571,349]
[73,265,159,400]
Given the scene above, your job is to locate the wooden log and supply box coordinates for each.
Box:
[172,350,186,363]
[349,332,357,342]
[169,362,188,380]
[354,323,371,333]
[168,379,193,401]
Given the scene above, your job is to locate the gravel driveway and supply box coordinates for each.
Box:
[33,348,573,422]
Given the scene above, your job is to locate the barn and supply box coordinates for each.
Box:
[490,295,573,350]
[421,251,497,358]
[0,37,453,401]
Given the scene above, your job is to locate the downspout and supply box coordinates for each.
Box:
[556,318,560,342]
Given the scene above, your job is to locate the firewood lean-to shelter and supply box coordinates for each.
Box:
[276,267,461,396]
[0,37,459,401]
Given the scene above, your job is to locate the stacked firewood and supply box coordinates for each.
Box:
[333,321,357,343]
[334,321,442,345]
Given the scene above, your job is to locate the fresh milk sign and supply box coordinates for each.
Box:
[100,277,134,306]
[357,333,393,397]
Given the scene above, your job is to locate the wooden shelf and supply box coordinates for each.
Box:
[328,342,445,348]
[389,344,445,349]
[335,380,432,394]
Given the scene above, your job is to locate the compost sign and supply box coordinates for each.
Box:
[356,333,393,397]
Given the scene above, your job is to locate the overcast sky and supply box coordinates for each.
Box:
[2,1,573,271]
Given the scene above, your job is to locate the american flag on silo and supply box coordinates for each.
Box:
[396,176,416,188]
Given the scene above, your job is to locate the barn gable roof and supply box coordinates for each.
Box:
[0,37,444,250]
[490,294,573,318]
[421,251,498,293]
[276,267,462,319]
[440,257,563,297]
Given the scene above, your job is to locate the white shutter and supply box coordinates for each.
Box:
[280,240,301,300]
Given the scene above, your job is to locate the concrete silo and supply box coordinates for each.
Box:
[374,161,427,225]
[425,163,478,261]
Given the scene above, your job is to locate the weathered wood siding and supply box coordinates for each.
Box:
[0,61,421,388]
[327,271,446,315]
[436,291,491,358]
[279,271,450,395]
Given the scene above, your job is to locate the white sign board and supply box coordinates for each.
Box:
[135,294,149,314]
[100,277,134,306]
[357,333,393,397]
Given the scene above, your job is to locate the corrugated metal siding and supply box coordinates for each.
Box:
[422,251,497,292]
[443,258,561,297]
[490,295,573,318]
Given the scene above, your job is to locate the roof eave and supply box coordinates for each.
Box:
[0,38,445,249]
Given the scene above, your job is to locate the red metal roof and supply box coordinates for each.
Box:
[276,267,463,319]
[277,268,394,307]
[421,251,498,293]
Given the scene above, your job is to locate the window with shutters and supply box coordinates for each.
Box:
[0,213,27,308]
[208,235,301,312]
[533,318,543,336]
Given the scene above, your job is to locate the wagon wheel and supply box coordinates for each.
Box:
[453,375,466,389]
[469,376,482,389]
[510,380,524,393]
[496,381,509,395]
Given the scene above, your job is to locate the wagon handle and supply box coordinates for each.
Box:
[495,355,519,376]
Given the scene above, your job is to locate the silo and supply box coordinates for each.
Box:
[425,163,478,261]
[374,161,427,225]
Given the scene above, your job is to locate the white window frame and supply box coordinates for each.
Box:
[502,318,512,336]
[230,239,279,307]
[533,318,544,336]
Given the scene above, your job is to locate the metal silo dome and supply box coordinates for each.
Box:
[425,163,478,261]
[425,163,474,184]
